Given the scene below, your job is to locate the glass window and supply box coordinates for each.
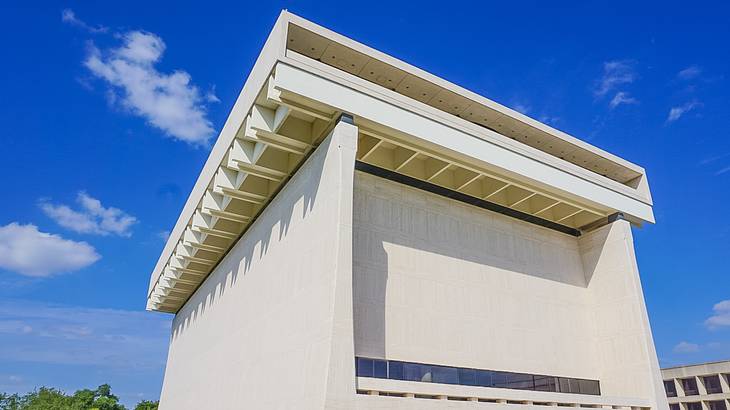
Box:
[703,375,723,394]
[458,368,477,386]
[476,370,493,387]
[492,371,509,388]
[664,380,677,397]
[535,375,558,392]
[558,377,580,394]
[578,379,600,395]
[685,402,702,410]
[373,359,387,378]
[504,372,534,390]
[388,361,404,380]
[404,363,432,382]
[682,378,699,396]
[708,401,727,410]
[356,357,373,377]
[354,357,600,396]
[669,404,680,410]
[432,365,459,384]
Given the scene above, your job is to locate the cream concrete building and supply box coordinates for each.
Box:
[147,11,668,410]
[662,361,730,410]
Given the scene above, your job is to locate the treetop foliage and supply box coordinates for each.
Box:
[0,384,158,410]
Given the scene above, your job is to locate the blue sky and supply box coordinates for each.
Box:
[1,0,728,406]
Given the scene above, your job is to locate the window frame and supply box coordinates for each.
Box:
[354,357,601,396]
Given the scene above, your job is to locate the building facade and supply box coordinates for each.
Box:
[146,11,668,410]
[662,361,730,410]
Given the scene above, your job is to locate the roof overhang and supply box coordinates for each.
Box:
[146,11,655,313]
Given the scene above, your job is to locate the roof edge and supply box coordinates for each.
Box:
[283,11,646,177]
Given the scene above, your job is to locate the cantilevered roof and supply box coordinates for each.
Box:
[146,11,654,313]
[285,24,645,187]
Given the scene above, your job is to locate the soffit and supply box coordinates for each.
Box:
[286,24,643,186]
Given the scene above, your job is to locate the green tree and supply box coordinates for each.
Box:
[94,385,113,401]
[22,387,72,410]
[1,383,132,410]
[92,396,125,410]
[70,389,95,410]
[0,392,26,410]
[133,400,158,410]
[91,384,124,410]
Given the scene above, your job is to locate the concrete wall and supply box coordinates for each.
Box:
[158,124,666,409]
[352,171,595,378]
[158,120,358,410]
[580,220,668,409]
[351,172,667,408]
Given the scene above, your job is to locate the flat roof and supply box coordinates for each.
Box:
[284,19,646,187]
[661,359,730,371]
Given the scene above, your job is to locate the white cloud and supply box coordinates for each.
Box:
[609,91,638,109]
[61,9,108,33]
[512,102,530,115]
[0,223,100,277]
[539,115,560,126]
[0,299,170,369]
[84,30,216,145]
[157,230,170,242]
[699,152,730,166]
[0,300,170,406]
[673,341,700,353]
[698,153,730,176]
[707,341,725,349]
[205,87,221,103]
[705,300,730,329]
[667,100,701,123]
[677,65,701,80]
[716,166,730,176]
[40,192,137,237]
[595,60,637,97]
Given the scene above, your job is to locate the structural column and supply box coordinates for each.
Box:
[579,218,669,410]
[321,114,361,409]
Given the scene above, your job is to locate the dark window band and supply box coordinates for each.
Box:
[355,357,600,396]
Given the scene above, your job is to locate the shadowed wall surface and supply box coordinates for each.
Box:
[352,171,667,409]
[158,121,358,410]
[353,171,594,377]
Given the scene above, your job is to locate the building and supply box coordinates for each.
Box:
[662,361,730,410]
[146,10,668,410]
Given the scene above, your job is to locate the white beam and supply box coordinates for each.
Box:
[183,240,226,254]
[456,173,482,191]
[267,80,334,121]
[164,276,201,286]
[191,225,239,240]
[228,159,287,182]
[168,266,208,277]
[395,151,419,171]
[215,187,268,204]
[246,127,311,155]
[510,192,537,207]
[176,254,217,265]
[151,293,185,302]
[425,159,451,181]
[533,200,560,216]
[273,63,654,223]
[273,104,290,132]
[359,139,383,161]
[202,208,251,224]
[485,183,511,199]
[557,209,583,223]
